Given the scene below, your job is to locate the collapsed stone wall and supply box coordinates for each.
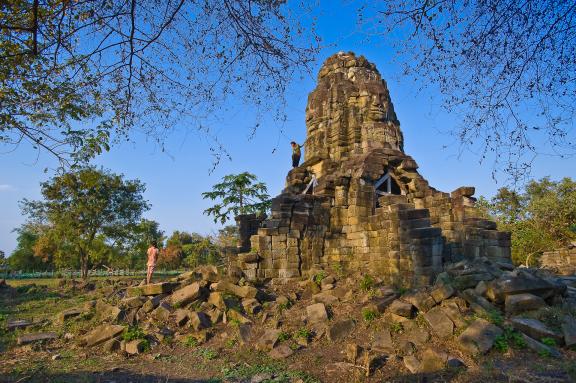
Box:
[541,246,576,275]
[233,52,511,287]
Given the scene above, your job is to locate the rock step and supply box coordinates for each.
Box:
[397,208,430,221]
[463,217,497,230]
[408,227,442,239]
[399,218,432,230]
[388,203,416,211]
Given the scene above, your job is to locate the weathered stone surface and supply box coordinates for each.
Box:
[242,298,262,315]
[238,324,252,344]
[457,319,502,354]
[211,281,261,300]
[256,329,281,351]
[562,315,576,347]
[125,339,148,355]
[126,282,177,297]
[399,327,430,346]
[403,356,421,373]
[171,282,204,307]
[102,337,121,352]
[142,294,166,312]
[81,324,124,347]
[174,309,190,326]
[327,319,355,342]
[17,332,58,345]
[446,358,466,369]
[207,292,225,309]
[424,307,454,339]
[345,343,363,364]
[420,348,447,373]
[306,303,328,323]
[504,293,546,315]
[372,330,394,352]
[56,308,83,324]
[486,274,565,303]
[404,292,436,312]
[226,309,252,324]
[312,292,339,305]
[269,344,294,359]
[188,312,211,331]
[151,302,173,322]
[431,284,455,303]
[120,296,147,309]
[206,308,223,324]
[510,317,563,343]
[388,300,415,318]
[7,319,33,331]
[521,333,562,358]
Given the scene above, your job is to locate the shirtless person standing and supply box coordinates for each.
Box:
[146,241,159,284]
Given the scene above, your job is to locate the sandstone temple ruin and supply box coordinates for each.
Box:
[233,52,511,287]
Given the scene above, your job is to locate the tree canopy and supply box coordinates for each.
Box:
[202,172,271,224]
[20,167,149,277]
[1,0,319,166]
[479,177,576,265]
[359,0,576,181]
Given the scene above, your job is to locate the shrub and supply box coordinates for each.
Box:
[359,275,374,292]
[362,308,379,322]
[390,322,404,334]
[122,325,146,341]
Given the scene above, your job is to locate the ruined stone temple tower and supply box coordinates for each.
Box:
[233,52,511,287]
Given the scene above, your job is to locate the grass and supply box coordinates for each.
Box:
[195,347,219,360]
[359,274,374,292]
[390,322,404,334]
[294,327,312,340]
[493,326,527,352]
[183,335,199,347]
[361,308,379,322]
[313,271,326,287]
[278,331,291,342]
[221,358,320,383]
[122,325,145,341]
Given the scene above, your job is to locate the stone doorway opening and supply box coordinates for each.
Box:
[374,170,403,207]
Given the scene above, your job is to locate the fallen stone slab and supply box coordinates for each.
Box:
[120,296,147,309]
[151,302,173,322]
[242,298,262,315]
[188,311,211,331]
[372,330,394,352]
[486,274,565,304]
[269,344,294,359]
[126,282,178,297]
[457,319,502,354]
[312,292,339,305]
[211,281,262,300]
[424,307,454,339]
[510,317,564,344]
[431,284,455,303]
[226,309,251,325]
[81,324,124,347]
[420,348,447,373]
[460,289,499,315]
[7,319,33,331]
[403,291,436,312]
[174,309,190,326]
[142,294,167,313]
[562,315,576,347]
[306,303,328,323]
[17,332,58,345]
[327,319,355,342]
[171,282,206,307]
[125,339,148,355]
[399,327,430,346]
[505,293,546,315]
[56,308,83,324]
[256,329,281,351]
[403,356,421,373]
[521,333,562,358]
[388,300,415,318]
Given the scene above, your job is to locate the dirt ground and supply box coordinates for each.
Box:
[1,277,575,383]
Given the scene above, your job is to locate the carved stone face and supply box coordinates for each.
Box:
[304,53,404,162]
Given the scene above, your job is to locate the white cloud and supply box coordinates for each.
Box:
[0,184,16,192]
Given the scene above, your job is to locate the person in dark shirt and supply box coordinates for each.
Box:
[291,141,303,168]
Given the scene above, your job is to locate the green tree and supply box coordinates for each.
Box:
[1,0,319,166]
[8,225,49,271]
[20,167,149,278]
[114,219,164,269]
[202,172,271,224]
[482,177,576,265]
[358,1,576,181]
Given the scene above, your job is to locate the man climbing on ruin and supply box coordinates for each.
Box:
[146,241,159,284]
[291,141,303,168]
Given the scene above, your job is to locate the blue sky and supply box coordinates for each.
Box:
[1,2,574,256]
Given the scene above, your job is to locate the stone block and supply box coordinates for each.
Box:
[504,293,546,315]
[81,324,124,347]
[171,282,205,307]
[457,319,502,354]
[126,282,178,297]
[327,319,355,342]
[306,303,328,323]
[17,332,58,345]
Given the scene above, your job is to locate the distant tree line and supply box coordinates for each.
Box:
[477,177,576,266]
[6,167,239,276]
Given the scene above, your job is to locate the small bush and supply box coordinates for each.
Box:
[493,326,526,352]
[295,327,312,339]
[278,301,292,312]
[359,275,374,292]
[362,308,379,322]
[541,337,557,347]
[278,331,291,342]
[390,322,403,334]
[123,326,146,341]
[313,271,326,287]
[183,336,198,347]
